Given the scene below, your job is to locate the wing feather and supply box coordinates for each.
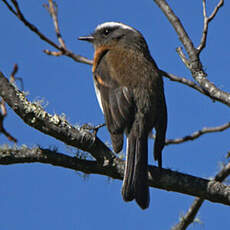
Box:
[93,52,135,151]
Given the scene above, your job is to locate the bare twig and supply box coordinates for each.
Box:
[1,0,17,16]
[153,0,197,62]
[160,70,225,104]
[159,70,207,95]
[1,0,93,65]
[0,98,17,143]
[81,123,106,135]
[153,0,230,108]
[44,50,63,56]
[176,47,191,69]
[0,110,17,142]
[197,0,224,53]
[165,122,230,145]
[9,63,24,90]
[171,162,230,230]
[9,63,18,82]
[209,0,224,21]
[171,198,204,230]
[43,0,66,49]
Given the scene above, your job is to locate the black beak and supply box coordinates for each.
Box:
[78,35,94,42]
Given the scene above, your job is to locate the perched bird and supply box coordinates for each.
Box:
[78,22,167,209]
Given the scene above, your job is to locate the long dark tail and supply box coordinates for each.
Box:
[121,131,149,209]
[154,97,167,168]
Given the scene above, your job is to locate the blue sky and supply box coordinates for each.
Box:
[0,0,230,229]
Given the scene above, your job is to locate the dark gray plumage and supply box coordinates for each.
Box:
[79,22,167,209]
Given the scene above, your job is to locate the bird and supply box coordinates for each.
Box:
[78,22,167,209]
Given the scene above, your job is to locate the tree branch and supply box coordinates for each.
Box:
[0,71,115,165]
[171,161,230,230]
[159,69,207,95]
[43,0,66,49]
[1,146,230,207]
[165,122,230,145]
[1,0,93,65]
[1,70,230,206]
[0,104,17,143]
[153,0,197,62]
[172,198,204,230]
[197,0,224,54]
[153,0,230,107]
[0,0,210,102]
[0,64,19,143]
[3,0,230,107]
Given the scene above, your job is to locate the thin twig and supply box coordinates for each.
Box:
[80,123,106,135]
[209,0,224,20]
[0,110,17,142]
[159,70,206,95]
[43,50,63,56]
[9,63,18,82]
[197,0,224,53]
[1,0,92,65]
[0,116,17,142]
[176,47,191,69]
[43,0,66,48]
[9,63,24,90]
[171,198,204,230]
[153,0,197,62]
[165,122,230,145]
[171,162,230,230]
[9,0,60,49]
[1,0,17,16]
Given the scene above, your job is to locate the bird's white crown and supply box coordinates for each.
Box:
[95,22,135,32]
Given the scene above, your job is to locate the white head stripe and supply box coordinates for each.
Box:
[95,22,135,32]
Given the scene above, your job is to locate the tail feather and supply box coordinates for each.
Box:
[154,135,163,168]
[154,95,167,168]
[133,135,149,209]
[122,136,135,201]
[154,125,166,168]
[122,132,149,209]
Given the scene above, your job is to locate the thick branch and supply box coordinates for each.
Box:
[1,70,230,206]
[0,71,116,165]
[1,146,230,207]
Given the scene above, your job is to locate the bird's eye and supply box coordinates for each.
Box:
[103,28,111,36]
